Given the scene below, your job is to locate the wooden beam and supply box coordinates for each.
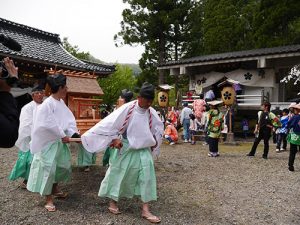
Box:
[72,97,102,102]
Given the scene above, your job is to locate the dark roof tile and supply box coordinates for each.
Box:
[161,45,300,66]
[0,17,115,75]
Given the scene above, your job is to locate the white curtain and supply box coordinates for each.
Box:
[192,69,275,89]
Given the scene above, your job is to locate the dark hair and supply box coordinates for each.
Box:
[121,89,134,103]
[199,93,204,99]
[282,108,289,114]
[183,102,188,107]
[189,113,195,120]
[47,74,66,94]
[262,101,271,111]
[263,101,271,107]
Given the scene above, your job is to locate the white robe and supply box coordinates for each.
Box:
[15,101,38,152]
[82,101,164,155]
[30,96,78,154]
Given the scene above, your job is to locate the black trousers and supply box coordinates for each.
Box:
[249,128,271,157]
[288,143,300,167]
[208,137,219,153]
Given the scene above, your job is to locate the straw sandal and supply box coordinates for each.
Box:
[142,213,161,223]
[53,191,68,198]
[45,203,56,212]
[108,207,121,215]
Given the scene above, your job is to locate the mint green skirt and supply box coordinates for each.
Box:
[27,141,72,196]
[77,144,96,166]
[9,150,33,181]
[99,139,157,203]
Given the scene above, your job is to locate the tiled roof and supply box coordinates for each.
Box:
[160,45,300,67]
[81,60,115,74]
[0,17,115,75]
[67,76,104,95]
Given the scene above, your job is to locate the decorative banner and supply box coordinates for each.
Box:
[192,69,275,89]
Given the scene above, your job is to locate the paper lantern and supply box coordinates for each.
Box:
[221,86,235,106]
[158,91,168,107]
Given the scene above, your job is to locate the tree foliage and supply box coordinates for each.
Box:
[62,37,91,60]
[115,0,196,85]
[117,0,300,75]
[253,0,300,48]
[98,64,137,105]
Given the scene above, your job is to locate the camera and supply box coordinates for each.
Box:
[0,60,18,86]
[0,61,9,79]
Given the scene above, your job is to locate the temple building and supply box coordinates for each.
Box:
[158,45,300,110]
[0,17,115,132]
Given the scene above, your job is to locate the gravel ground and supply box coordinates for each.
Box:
[1,139,300,225]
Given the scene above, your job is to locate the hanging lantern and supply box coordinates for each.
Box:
[221,86,235,106]
[158,91,168,107]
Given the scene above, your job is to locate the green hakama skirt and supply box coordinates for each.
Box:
[27,141,72,196]
[99,139,157,203]
[77,144,96,166]
[9,150,33,181]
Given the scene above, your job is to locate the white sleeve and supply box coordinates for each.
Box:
[81,102,133,153]
[64,106,79,137]
[30,101,66,153]
[15,102,34,151]
[149,108,164,157]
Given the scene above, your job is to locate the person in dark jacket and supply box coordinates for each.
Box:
[0,57,19,148]
[286,104,300,171]
[247,102,281,159]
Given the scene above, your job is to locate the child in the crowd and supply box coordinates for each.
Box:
[189,113,198,145]
[206,100,224,157]
[164,119,178,145]
[276,108,289,152]
[241,118,249,139]
[167,106,177,127]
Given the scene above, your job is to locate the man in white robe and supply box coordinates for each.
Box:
[102,88,134,167]
[9,86,45,188]
[27,74,79,212]
[82,82,164,223]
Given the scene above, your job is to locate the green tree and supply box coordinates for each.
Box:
[98,64,137,105]
[115,0,195,85]
[201,0,253,54]
[253,0,300,48]
[62,37,91,60]
[183,0,205,58]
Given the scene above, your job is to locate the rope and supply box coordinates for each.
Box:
[119,100,137,134]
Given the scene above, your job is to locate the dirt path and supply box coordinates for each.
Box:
[1,141,300,225]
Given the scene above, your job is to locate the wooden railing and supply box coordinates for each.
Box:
[182,95,200,106]
[181,90,268,108]
[76,119,100,135]
[236,90,268,107]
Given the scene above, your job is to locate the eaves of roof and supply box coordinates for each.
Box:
[159,45,300,69]
[0,17,115,75]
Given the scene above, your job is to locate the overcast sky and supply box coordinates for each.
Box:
[0,0,144,64]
